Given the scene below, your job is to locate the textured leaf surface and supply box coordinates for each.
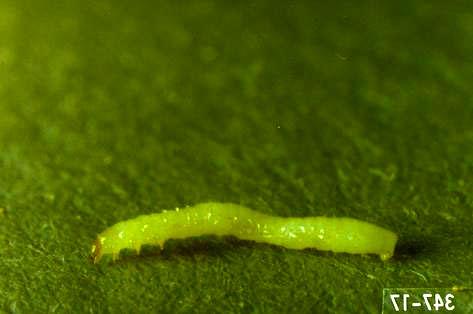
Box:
[0,1,472,313]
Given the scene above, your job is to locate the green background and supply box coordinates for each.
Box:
[1,1,472,313]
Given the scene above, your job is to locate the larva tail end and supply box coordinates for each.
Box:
[91,239,103,264]
[379,231,398,261]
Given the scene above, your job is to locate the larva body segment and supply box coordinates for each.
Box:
[91,202,398,263]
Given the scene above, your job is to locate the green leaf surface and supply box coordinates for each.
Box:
[0,1,472,313]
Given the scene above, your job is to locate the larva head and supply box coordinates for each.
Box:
[91,237,104,263]
[91,233,121,263]
[91,215,167,263]
[91,221,142,263]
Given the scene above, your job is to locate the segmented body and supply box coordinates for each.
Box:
[92,202,397,263]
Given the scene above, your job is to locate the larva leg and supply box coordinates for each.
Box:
[133,243,142,255]
[92,202,398,263]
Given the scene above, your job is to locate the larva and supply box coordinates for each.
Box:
[91,202,398,263]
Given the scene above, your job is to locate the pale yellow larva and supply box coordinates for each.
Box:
[92,202,398,263]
